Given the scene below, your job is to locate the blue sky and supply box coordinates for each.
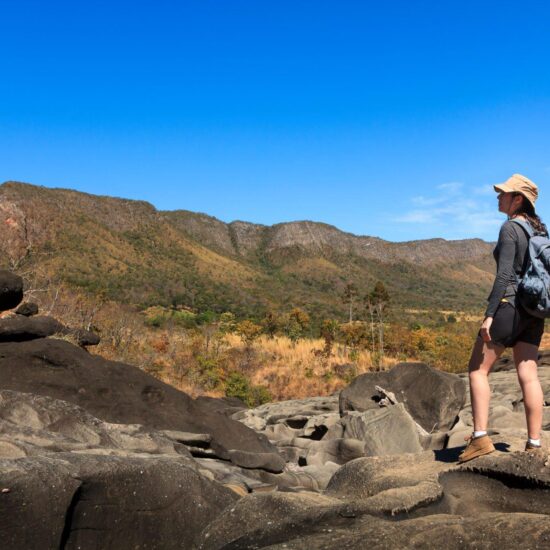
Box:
[1,1,549,242]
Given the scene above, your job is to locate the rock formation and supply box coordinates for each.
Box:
[1,271,550,548]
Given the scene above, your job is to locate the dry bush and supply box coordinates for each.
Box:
[222,333,396,401]
[11,270,480,402]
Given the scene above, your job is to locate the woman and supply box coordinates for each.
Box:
[459,173,547,463]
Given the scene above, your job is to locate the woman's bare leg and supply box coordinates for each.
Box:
[513,341,543,440]
[468,335,505,431]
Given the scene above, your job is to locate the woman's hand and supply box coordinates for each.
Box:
[480,317,493,343]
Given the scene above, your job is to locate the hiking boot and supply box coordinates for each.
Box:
[458,434,495,463]
[525,441,544,453]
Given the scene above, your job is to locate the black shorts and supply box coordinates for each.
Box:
[483,300,544,348]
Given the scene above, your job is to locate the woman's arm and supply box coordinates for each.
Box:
[485,221,517,318]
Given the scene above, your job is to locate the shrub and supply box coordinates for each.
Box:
[282,308,310,343]
[261,311,281,338]
[195,355,224,391]
[225,372,272,407]
[235,320,263,348]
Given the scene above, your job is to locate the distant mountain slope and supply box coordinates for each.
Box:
[0,181,496,318]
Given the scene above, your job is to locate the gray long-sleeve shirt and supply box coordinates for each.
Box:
[485,220,529,317]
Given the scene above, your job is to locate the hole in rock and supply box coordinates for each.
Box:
[178,439,210,449]
[286,418,308,429]
[301,425,328,441]
[298,456,307,466]
[188,448,220,459]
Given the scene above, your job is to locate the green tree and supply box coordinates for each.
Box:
[235,319,263,367]
[339,321,368,361]
[225,372,272,407]
[283,308,310,344]
[261,311,280,338]
[235,320,263,348]
[219,311,236,334]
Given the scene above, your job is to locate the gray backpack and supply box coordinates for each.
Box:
[510,219,550,318]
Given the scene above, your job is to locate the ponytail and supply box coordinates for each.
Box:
[513,194,548,236]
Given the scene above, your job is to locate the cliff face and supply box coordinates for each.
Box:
[0,181,495,314]
[163,211,494,266]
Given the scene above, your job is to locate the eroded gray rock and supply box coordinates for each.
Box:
[0,453,237,550]
[341,404,423,456]
[339,362,467,432]
[0,338,283,472]
[0,391,238,550]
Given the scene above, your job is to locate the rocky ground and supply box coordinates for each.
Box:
[1,270,549,549]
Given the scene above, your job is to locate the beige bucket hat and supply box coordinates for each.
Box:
[493,173,538,208]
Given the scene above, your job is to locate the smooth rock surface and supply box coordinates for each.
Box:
[0,315,65,342]
[340,404,423,456]
[0,338,283,471]
[0,454,236,550]
[339,362,466,432]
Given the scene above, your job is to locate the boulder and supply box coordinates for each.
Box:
[0,390,238,550]
[0,338,283,471]
[493,350,550,372]
[340,404,423,456]
[492,355,515,372]
[62,453,236,550]
[14,301,38,316]
[196,491,345,550]
[73,328,100,346]
[0,271,23,311]
[302,412,342,440]
[459,450,550,489]
[0,316,100,346]
[0,453,237,550]
[339,362,466,432]
[0,456,81,549]
[0,315,65,342]
[195,447,550,550]
[326,450,451,502]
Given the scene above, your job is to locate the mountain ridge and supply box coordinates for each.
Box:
[0,180,496,317]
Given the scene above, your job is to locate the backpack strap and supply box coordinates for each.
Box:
[509,219,535,282]
[510,218,535,238]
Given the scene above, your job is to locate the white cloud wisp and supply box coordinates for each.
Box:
[394,181,503,240]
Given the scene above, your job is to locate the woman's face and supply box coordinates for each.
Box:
[497,192,522,215]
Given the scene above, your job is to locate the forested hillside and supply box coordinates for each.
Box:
[0,181,495,322]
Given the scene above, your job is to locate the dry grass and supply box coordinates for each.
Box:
[222,333,397,401]
[93,321,398,401]
[23,279,542,404]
